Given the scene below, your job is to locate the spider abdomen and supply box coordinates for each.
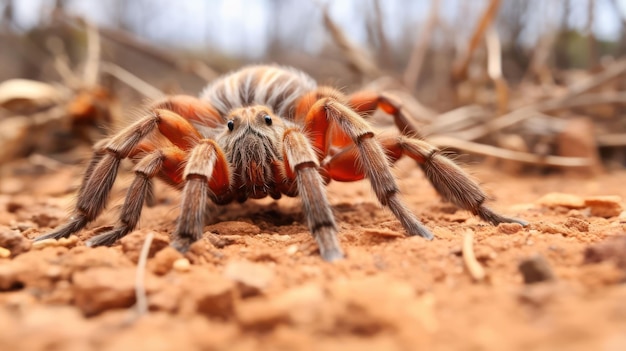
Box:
[200,65,317,120]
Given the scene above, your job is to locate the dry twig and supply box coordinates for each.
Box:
[134,232,154,318]
[101,62,163,99]
[429,135,591,167]
[317,2,382,79]
[452,0,501,81]
[403,0,439,89]
[462,229,486,282]
[82,18,100,87]
[485,26,509,114]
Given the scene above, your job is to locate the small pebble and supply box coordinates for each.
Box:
[498,222,523,234]
[286,244,299,255]
[536,193,585,209]
[584,196,623,218]
[31,236,78,250]
[0,247,11,258]
[173,258,191,272]
[518,254,556,284]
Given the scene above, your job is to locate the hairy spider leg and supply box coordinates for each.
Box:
[34,97,221,242]
[171,139,231,252]
[348,90,424,138]
[346,91,528,227]
[282,128,343,261]
[86,147,187,246]
[299,88,434,241]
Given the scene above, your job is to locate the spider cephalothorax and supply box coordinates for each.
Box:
[35,65,526,261]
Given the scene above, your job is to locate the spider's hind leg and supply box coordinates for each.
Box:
[382,136,528,226]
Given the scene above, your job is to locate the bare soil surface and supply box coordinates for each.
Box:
[1,151,625,351]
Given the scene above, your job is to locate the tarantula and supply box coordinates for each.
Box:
[35,65,526,261]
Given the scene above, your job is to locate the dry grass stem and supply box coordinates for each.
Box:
[134,231,154,318]
[462,229,486,282]
[429,136,592,167]
[101,62,163,99]
[403,0,439,88]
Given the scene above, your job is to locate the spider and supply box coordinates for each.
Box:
[35,65,527,261]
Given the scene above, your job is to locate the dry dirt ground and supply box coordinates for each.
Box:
[0,150,625,351]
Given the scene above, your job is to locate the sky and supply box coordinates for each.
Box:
[7,0,626,58]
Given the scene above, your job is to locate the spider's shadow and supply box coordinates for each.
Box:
[207,200,304,230]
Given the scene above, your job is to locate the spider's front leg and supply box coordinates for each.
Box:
[301,93,434,240]
[86,147,187,246]
[34,113,166,242]
[283,129,343,262]
[35,95,218,243]
[170,139,231,252]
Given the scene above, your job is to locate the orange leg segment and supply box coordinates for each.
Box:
[349,91,423,138]
[152,95,223,128]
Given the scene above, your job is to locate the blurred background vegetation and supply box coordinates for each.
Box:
[1,0,626,172]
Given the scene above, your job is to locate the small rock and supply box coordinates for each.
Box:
[72,267,161,316]
[31,236,78,250]
[172,258,191,272]
[362,228,404,238]
[206,233,244,248]
[564,217,589,232]
[518,283,560,307]
[0,247,10,258]
[224,260,274,298]
[533,222,573,236]
[235,284,326,329]
[148,247,184,275]
[67,246,133,272]
[583,236,626,270]
[207,221,261,236]
[285,244,299,256]
[180,270,235,318]
[120,230,170,263]
[0,226,31,256]
[556,117,603,176]
[584,196,623,218]
[518,254,556,284]
[536,193,585,209]
[497,222,523,234]
[330,276,438,334]
[0,261,26,290]
[148,285,182,312]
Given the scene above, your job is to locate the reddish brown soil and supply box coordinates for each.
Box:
[1,152,625,351]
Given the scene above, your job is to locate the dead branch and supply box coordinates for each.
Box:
[403,0,439,89]
[422,105,490,136]
[429,135,592,167]
[82,18,101,87]
[318,2,382,79]
[538,91,626,112]
[46,37,81,89]
[485,26,509,114]
[597,133,626,147]
[370,0,392,67]
[525,34,559,86]
[56,14,219,82]
[447,107,540,141]
[452,0,501,81]
[101,62,163,99]
[559,58,626,99]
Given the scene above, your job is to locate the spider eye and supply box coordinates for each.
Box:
[227,120,234,131]
[264,115,272,126]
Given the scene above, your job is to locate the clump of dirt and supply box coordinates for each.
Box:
[1,154,626,351]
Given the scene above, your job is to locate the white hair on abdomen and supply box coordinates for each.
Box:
[199,65,317,120]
